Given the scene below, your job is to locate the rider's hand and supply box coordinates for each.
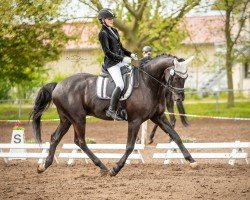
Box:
[123,56,132,64]
[131,53,138,60]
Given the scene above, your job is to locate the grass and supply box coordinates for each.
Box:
[181,137,196,143]
[183,101,250,118]
[0,104,102,122]
[0,101,249,121]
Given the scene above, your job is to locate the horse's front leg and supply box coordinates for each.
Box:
[109,119,141,176]
[166,99,176,143]
[151,114,198,169]
[166,94,176,128]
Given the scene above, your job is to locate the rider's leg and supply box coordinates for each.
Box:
[106,63,124,120]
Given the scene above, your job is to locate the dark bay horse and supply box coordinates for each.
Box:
[31,54,197,176]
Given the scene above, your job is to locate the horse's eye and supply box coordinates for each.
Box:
[174,76,179,81]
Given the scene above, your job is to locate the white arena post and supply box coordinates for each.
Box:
[141,121,147,145]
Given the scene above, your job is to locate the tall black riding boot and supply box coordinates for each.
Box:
[106,87,123,121]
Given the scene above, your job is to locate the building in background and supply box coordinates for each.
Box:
[178,14,249,93]
[48,15,249,92]
[47,22,100,77]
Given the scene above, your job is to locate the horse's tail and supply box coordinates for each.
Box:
[30,82,58,143]
[176,101,189,127]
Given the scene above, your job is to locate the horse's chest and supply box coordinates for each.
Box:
[154,94,166,114]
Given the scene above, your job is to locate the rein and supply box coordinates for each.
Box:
[135,66,185,94]
[136,66,168,88]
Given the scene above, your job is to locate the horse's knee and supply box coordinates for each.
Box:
[75,138,90,152]
[168,129,181,142]
[126,146,134,154]
[75,140,87,150]
[172,136,182,144]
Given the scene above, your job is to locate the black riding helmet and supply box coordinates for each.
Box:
[98,8,116,22]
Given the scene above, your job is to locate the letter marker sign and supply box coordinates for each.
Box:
[9,130,27,160]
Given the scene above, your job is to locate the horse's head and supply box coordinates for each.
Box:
[164,56,194,101]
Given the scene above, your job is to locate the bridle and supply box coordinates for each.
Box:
[136,65,187,94]
[164,67,188,94]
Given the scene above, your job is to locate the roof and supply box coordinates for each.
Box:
[62,22,99,50]
[181,15,225,45]
[62,15,227,50]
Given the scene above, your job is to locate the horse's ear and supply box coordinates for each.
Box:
[173,58,180,69]
[174,57,188,74]
[180,56,195,66]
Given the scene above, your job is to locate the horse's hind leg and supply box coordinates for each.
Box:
[151,114,198,169]
[73,117,108,176]
[148,124,158,144]
[110,119,141,176]
[37,117,71,173]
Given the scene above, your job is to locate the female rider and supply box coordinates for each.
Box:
[98,8,137,120]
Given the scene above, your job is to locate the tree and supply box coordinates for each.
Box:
[0,0,70,86]
[79,0,200,54]
[213,0,249,107]
[0,78,11,100]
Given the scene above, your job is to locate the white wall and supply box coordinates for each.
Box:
[47,48,101,78]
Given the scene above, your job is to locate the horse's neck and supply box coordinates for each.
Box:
[139,57,173,104]
[139,70,165,102]
[145,57,173,79]
[141,57,172,87]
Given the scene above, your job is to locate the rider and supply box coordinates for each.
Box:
[98,8,138,120]
[139,46,152,68]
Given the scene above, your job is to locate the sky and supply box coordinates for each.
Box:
[61,0,224,22]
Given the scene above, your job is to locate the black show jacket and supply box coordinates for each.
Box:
[98,25,131,69]
[139,56,152,69]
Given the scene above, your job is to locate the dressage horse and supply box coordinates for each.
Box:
[148,88,189,144]
[31,54,197,176]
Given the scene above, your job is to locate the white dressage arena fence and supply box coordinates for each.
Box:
[1,141,249,166]
[0,142,58,164]
[59,143,145,165]
[153,141,250,165]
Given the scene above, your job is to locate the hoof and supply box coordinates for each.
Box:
[100,169,109,177]
[37,164,46,174]
[109,168,117,177]
[190,162,198,169]
[148,139,153,144]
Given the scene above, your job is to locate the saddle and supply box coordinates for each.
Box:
[96,65,139,100]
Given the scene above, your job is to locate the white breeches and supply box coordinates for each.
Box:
[107,61,126,91]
